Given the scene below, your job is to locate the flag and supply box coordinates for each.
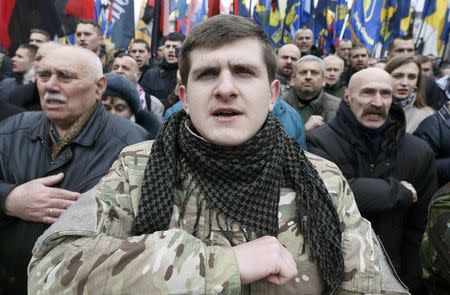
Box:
[186,0,207,35]
[381,0,411,47]
[300,0,312,28]
[0,0,63,53]
[150,0,161,55]
[233,0,250,17]
[314,0,335,52]
[176,0,189,34]
[399,1,412,36]
[253,0,283,47]
[109,0,135,49]
[283,0,301,42]
[438,6,450,55]
[349,0,384,51]
[64,0,95,20]
[208,0,221,17]
[422,0,449,55]
[334,0,347,40]
[135,0,153,48]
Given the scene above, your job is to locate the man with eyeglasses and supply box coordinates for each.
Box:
[0,46,148,295]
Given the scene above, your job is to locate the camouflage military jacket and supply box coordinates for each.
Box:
[28,141,409,295]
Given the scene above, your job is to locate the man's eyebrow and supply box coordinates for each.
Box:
[191,65,220,76]
[35,67,78,77]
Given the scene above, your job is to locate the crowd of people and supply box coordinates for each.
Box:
[0,14,449,295]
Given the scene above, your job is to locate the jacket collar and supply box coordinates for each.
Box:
[27,104,108,147]
[330,100,406,154]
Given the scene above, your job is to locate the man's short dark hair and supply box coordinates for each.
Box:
[18,43,38,59]
[416,54,431,64]
[388,36,415,53]
[179,14,276,86]
[350,45,369,55]
[130,39,151,52]
[166,32,186,43]
[76,19,101,36]
[29,29,51,41]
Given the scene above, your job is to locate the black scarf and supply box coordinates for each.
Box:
[133,111,344,293]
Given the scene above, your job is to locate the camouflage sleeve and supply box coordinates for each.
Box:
[307,152,409,295]
[28,141,240,295]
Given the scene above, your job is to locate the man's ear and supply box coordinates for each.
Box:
[96,76,107,98]
[344,89,351,104]
[269,79,280,111]
[179,85,190,114]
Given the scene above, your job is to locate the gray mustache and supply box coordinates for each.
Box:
[43,93,67,103]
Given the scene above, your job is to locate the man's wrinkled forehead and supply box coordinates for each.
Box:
[350,72,393,92]
[39,53,84,76]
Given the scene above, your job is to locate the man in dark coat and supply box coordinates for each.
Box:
[414,102,450,186]
[0,46,149,295]
[307,68,438,294]
[139,32,185,103]
[0,44,37,101]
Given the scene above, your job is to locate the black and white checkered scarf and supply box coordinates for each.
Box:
[133,111,344,293]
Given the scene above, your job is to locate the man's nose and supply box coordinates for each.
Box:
[213,71,238,100]
[371,93,383,106]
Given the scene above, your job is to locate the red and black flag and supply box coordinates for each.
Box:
[0,0,95,54]
[0,0,62,54]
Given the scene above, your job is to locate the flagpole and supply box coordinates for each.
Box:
[441,30,450,65]
[339,10,350,41]
[249,0,253,19]
[415,0,431,47]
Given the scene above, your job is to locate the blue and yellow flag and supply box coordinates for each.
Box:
[381,0,411,47]
[314,0,335,52]
[283,0,300,43]
[282,0,312,44]
[422,0,449,55]
[349,0,384,51]
[253,0,283,47]
[334,0,347,40]
[438,7,450,55]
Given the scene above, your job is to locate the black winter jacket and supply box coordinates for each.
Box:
[0,105,149,295]
[138,59,178,103]
[414,104,450,186]
[307,101,438,293]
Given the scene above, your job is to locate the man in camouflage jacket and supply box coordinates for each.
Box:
[29,15,409,295]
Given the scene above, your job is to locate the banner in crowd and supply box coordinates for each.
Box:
[1,0,449,58]
[422,0,450,55]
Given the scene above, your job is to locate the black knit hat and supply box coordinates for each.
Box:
[104,73,141,114]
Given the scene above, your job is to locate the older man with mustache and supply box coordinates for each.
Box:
[307,67,438,294]
[0,46,149,295]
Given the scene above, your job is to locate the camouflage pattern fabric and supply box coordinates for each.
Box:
[28,141,409,294]
[421,183,450,293]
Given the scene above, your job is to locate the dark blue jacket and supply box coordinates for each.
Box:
[0,105,149,295]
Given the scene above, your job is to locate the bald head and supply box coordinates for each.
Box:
[111,55,141,84]
[43,46,103,79]
[33,42,64,67]
[346,68,393,129]
[276,44,301,79]
[295,28,313,54]
[323,55,345,86]
[36,46,107,134]
[348,68,392,92]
